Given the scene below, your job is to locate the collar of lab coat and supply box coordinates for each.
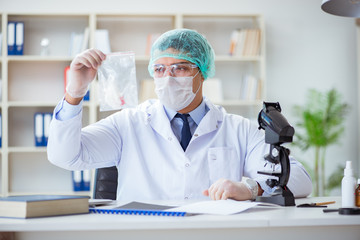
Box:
[144,98,224,140]
[194,97,224,137]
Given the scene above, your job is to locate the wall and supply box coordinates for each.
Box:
[1,0,358,193]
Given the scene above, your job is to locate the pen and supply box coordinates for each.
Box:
[314,201,336,206]
[297,201,336,208]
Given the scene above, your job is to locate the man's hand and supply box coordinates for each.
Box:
[66,48,106,100]
[203,178,261,201]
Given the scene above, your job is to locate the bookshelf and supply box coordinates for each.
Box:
[0,12,266,197]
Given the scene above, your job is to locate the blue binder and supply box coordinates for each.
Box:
[82,170,91,191]
[83,90,90,101]
[72,171,83,191]
[34,112,52,147]
[15,22,24,55]
[7,22,16,55]
[43,112,52,146]
[7,21,24,55]
[34,113,44,147]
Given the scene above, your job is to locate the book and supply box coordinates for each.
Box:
[0,195,90,218]
[240,75,259,100]
[229,29,239,55]
[69,27,89,56]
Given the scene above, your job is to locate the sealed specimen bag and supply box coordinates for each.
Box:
[97,51,138,111]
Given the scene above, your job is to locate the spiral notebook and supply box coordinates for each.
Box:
[89,201,188,217]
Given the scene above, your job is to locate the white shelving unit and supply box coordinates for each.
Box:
[0,12,266,197]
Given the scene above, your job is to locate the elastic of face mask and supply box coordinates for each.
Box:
[193,71,201,91]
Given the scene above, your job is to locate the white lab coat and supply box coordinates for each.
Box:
[47,98,312,201]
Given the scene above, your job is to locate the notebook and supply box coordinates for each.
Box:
[89,201,188,217]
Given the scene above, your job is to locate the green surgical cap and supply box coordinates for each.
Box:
[148,28,215,80]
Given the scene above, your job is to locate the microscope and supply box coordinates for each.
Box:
[255,102,296,206]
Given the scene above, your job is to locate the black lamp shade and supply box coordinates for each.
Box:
[322,0,360,17]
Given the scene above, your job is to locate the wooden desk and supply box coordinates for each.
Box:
[0,197,359,240]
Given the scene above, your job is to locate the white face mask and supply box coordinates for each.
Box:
[154,71,201,111]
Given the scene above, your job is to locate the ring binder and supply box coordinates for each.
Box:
[89,201,188,217]
[89,208,187,217]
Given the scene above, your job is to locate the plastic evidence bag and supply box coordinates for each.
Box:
[97,51,138,111]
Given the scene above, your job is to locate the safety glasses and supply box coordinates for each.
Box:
[152,63,198,78]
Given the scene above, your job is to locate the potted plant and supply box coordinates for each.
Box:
[293,88,349,196]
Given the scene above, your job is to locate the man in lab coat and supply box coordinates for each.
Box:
[47,29,312,201]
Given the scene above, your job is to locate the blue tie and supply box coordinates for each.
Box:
[175,113,191,151]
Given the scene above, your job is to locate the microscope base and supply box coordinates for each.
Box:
[256,190,295,206]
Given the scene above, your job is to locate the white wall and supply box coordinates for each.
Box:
[1,0,358,190]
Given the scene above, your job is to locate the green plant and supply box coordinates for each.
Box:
[293,88,349,196]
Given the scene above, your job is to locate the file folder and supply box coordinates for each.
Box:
[83,90,90,101]
[34,113,44,147]
[7,22,16,55]
[72,171,83,191]
[82,170,91,191]
[15,22,24,55]
[43,113,52,146]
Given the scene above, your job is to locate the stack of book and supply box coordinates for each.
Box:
[229,29,261,57]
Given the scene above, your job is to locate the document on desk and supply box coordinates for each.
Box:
[89,200,279,216]
[166,200,279,215]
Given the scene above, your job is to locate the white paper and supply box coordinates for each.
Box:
[166,200,277,215]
